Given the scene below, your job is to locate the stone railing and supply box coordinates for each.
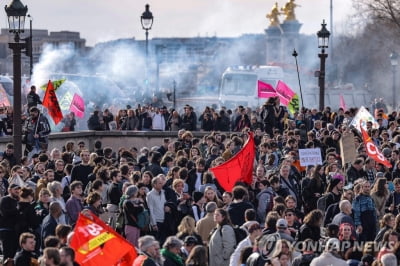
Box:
[0,131,210,152]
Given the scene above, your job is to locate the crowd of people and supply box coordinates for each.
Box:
[1,95,400,265]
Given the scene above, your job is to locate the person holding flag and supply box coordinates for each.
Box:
[22,107,51,156]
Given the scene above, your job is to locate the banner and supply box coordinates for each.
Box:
[42,80,63,124]
[298,148,323,166]
[40,78,66,91]
[210,132,255,192]
[360,126,391,168]
[276,81,295,100]
[69,93,85,118]
[288,94,299,114]
[350,106,379,131]
[70,211,137,266]
[257,80,277,98]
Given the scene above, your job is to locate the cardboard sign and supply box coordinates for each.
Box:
[299,148,322,166]
[340,132,357,166]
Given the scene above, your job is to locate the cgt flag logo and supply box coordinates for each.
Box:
[360,125,391,168]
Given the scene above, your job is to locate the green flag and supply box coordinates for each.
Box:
[288,94,299,114]
[40,78,66,91]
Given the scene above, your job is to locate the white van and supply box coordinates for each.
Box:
[218,65,284,109]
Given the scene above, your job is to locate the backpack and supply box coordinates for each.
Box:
[62,177,71,202]
[210,225,248,247]
[265,191,274,213]
[123,200,150,230]
[114,211,125,235]
[317,193,330,214]
[136,209,150,229]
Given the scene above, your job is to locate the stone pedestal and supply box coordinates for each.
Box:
[265,20,302,65]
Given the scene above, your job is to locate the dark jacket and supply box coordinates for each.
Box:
[41,214,58,248]
[227,201,255,226]
[15,201,40,236]
[296,223,321,242]
[0,195,19,229]
[14,249,38,266]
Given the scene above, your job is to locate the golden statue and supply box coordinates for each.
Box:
[266,2,281,27]
[281,0,299,22]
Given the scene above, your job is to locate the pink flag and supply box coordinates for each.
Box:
[340,94,347,111]
[257,80,277,98]
[276,80,295,100]
[69,93,85,118]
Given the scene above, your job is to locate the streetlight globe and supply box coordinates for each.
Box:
[5,0,28,37]
[317,20,330,49]
[141,4,153,30]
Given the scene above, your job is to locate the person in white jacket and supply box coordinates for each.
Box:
[310,238,347,266]
[151,108,166,131]
[229,223,262,266]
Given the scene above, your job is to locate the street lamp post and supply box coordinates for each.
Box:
[27,14,32,77]
[390,51,398,110]
[5,0,28,163]
[292,49,304,111]
[317,20,330,111]
[141,4,153,91]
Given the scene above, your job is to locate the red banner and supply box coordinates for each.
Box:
[360,126,391,168]
[42,80,63,124]
[210,132,255,192]
[70,211,137,266]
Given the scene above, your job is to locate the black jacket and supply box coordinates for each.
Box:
[0,195,18,229]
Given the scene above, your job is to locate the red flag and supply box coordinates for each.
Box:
[360,126,391,168]
[257,80,277,98]
[70,211,137,266]
[42,80,63,124]
[210,132,255,192]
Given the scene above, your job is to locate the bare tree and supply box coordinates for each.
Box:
[353,0,400,34]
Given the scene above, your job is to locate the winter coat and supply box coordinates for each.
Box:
[209,224,236,266]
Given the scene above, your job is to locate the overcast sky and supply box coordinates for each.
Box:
[13,0,354,46]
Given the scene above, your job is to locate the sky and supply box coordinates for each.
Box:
[10,0,355,46]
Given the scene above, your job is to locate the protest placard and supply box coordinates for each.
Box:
[299,148,323,166]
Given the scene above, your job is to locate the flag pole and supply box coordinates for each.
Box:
[292,49,304,111]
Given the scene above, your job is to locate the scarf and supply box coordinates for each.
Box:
[160,248,184,266]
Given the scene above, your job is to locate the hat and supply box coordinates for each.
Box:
[31,153,39,159]
[331,173,345,183]
[125,185,138,198]
[376,172,385,177]
[276,218,288,229]
[78,141,85,146]
[9,183,21,189]
[184,236,197,245]
[192,191,203,203]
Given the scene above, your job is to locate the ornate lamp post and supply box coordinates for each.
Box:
[317,20,330,111]
[390,51,398,110]
[5,0,28,163]
[141,4,153,90]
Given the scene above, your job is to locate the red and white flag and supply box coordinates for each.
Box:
[360,126,391,168]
